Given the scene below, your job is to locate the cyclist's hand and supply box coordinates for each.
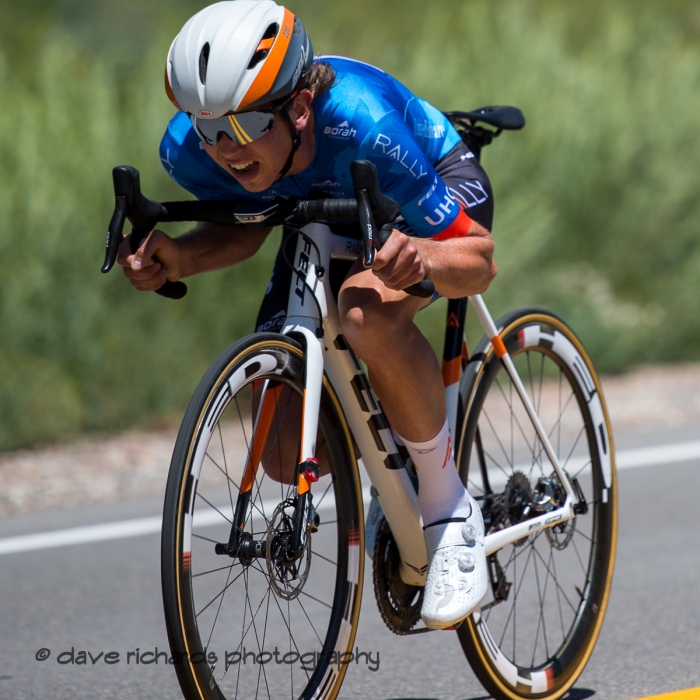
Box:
[371,229,427,291]
[117,229,182,292]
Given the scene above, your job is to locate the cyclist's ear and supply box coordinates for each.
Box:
[288,89,313,131]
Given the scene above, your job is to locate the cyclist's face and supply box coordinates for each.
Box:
[200,94,313,192]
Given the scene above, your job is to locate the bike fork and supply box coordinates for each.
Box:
[216,325,324,560]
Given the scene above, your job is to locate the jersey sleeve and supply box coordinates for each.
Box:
[357,112,472,239]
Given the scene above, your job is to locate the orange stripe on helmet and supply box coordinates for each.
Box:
[164,65,182,110]
[239,8,295,111]
[256,37,275,52]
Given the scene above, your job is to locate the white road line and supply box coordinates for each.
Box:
[0,489,368,557]
[1,440,699,557]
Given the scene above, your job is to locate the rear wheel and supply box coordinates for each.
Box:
[161,333,364,700]
[456,310,617,700]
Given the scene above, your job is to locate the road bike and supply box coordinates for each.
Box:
[102,105,617,700]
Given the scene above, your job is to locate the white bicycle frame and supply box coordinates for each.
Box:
[280,222,582,586]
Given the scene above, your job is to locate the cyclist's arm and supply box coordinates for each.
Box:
[373,221,496,299]
[118,223,272,292]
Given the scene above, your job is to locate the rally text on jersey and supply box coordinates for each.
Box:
[373,134,428,180]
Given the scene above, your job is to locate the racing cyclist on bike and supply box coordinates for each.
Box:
[118,0,496,630]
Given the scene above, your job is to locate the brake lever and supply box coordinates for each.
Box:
[102,166,187,299]
[356,189,376,268]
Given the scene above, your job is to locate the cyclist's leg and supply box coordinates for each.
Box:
[338,138,494,451]
[339,141,495,627]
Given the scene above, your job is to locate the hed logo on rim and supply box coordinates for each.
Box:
[199,110,213,117]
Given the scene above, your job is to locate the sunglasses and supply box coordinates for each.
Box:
[190,99,290,146]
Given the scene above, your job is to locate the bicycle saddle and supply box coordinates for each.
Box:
[446,105,525,131]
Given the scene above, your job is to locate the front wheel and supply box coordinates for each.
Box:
[456,310,617,700]
[161,333,364,700]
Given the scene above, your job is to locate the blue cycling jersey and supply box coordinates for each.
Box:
[160,56,469,238]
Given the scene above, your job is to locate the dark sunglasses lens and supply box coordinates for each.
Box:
[230,111,275,144]
[191,111,275,145]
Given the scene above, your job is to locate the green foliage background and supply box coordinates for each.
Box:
[1,0,699,450]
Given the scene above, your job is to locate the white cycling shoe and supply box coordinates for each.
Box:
[421,495,488,630]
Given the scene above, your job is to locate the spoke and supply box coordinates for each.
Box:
[196,491,233,525]
[561,425,587,472]
[530,388,578,471]
[493,374,538,460]
[530,546,578,614]
[497,545,534,651]
[218,421,236,524]
[196,567,246,618]
[313,479,334,512]
[530,542,550,666]
[268,589,311,683]
[570,536,590,579]
[572,459,593,480]
[235,394,251,457]
[558,369,563,457]
[193,563,238,579]
[551,551,566,640]
[204,546,239,652]
[299,589,333,610]
[206,451,241,491]
[193,533,223,546]
[243,568,272,700]
[311,549,337,567]
[478,438,514,481]
[574,527,594,544]
[295,596,325,646]
[480,401,515,470]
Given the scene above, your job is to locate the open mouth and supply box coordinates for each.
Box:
[229,161,256,175]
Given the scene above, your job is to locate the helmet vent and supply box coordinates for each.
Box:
[198,43,210,84]
[247,23,279,70]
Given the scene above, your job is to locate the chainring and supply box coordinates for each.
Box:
[372,518,423,635]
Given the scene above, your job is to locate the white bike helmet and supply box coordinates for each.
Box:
[165,0,314,117]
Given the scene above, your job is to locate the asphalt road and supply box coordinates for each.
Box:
[0,425,699,700]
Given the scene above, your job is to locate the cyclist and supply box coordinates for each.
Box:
[118,0,496,630]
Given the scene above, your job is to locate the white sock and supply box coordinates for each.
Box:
[398,420,472,527]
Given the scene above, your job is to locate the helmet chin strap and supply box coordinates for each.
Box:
[274,107,302,183]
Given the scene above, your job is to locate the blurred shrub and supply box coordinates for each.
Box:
[0,0,699,449]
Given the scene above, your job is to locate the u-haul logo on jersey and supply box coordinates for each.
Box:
[424,192,458,226]
[373,134,428,180]
[324,120,357,138]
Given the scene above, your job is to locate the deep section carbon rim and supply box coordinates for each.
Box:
[456,312,616,700]
[162,335,363,700]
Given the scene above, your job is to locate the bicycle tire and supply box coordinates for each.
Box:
[455,309,617,700]
[161,333,364,700]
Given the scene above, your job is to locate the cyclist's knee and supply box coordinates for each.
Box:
[339,290,407,357]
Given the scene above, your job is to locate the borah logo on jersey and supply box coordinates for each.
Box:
[324,120,357,139]
[311,180,340,188]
